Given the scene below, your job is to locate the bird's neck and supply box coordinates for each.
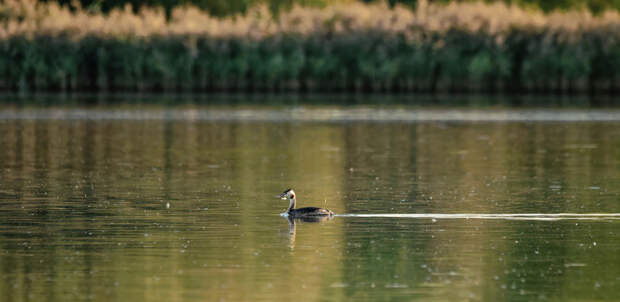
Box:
[287,197,296,212]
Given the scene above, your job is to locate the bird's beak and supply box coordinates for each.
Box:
[277,193,287,199]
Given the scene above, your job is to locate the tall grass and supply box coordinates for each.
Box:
[2,0,620,93]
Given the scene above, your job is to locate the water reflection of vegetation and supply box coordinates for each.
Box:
[0,114,619,301]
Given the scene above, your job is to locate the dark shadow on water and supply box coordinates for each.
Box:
[1,93,620,107]
[286,215,333,227]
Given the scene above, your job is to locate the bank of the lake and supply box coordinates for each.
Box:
[2,1,620,95]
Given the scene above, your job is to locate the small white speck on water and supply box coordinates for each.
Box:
[593,242,597,246]
[166,202,170,209]
[385,283,408,288]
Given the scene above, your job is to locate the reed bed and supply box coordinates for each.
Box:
[2,0,620,93]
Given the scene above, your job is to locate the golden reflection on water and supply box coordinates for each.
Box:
[0,112,620,302]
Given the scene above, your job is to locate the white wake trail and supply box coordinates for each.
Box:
[335,213,620,221]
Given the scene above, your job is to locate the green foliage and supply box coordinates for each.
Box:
[44,0,339,16]
[1,27,619,93]
[42,0,620,17]
[379,0,620,13]
[1,29,618,93]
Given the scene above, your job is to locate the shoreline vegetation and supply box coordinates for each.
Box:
[2,0,620,94]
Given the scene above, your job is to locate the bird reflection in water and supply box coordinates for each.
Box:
[285,215,333,250]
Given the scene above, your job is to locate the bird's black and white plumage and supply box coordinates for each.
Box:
[277,189,334,217]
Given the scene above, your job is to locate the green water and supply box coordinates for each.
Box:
[0,105,619,301]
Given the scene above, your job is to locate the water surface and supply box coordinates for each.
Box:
[1,104,619,302]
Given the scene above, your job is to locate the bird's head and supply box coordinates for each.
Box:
[277,188,295,200]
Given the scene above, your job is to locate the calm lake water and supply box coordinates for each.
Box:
[1,101,620,302]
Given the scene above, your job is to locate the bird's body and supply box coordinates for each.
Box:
[278,189,334,217]
[289,206,333,217]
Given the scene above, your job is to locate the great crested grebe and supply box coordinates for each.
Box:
[277,189,334,217]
